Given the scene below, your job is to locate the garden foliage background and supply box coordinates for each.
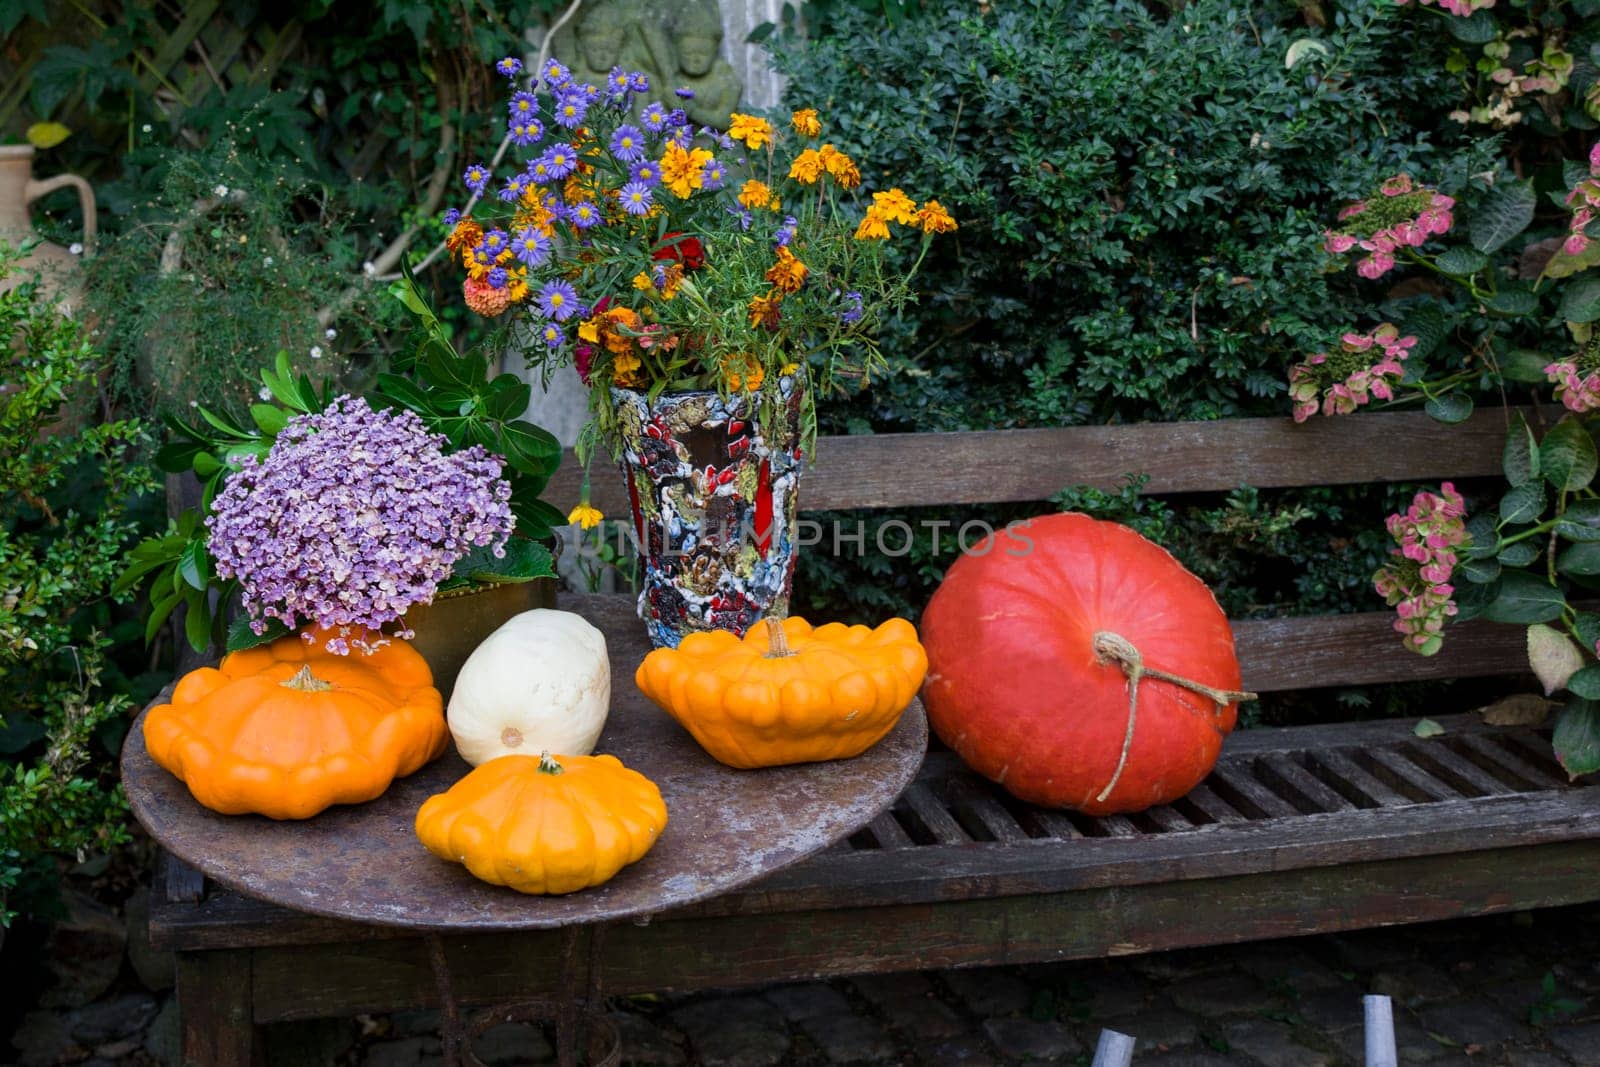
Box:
[0,0,1592,926]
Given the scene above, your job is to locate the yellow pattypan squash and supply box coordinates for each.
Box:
[415,752,667,895]
[635,616,927,769]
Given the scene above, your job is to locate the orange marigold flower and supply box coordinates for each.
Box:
[463,277,512,317]
[723,353,766,392]
[765,246,809,294]
[747,291,784,330]
[872,188,917,226]
[728,112,774,151]
[660,143,714,199]
[854,207,892,241]
[611,350,643,386]
[446,218,483,253]
[788,148,824,185]
[819,144,861,189]
[791,108,821,138]
[739,179,774,209]
[917,199,958,234]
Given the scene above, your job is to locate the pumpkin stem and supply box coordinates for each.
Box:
[280,664,334,692]
[764,617,794,658]
[537,750,565,775]
[1090,631,1257,806]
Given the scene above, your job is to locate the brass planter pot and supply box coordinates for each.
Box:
[401,577,558,699]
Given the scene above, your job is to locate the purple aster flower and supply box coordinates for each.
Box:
[840,290,864,324]
[607,66,630,94]
[675,87,695,99]
[462,163,491,195]
[610,124,647,162]
[701,159,726,191]
[619,181,654,216]
[511,226,551,267]
[726,204,753,231]
[640,101,669,132]
[206,396,513,654]
[486,266,509,289]
[541,322,566,348]
[699,126,735,152]
[480,228,510,258]
[628,71,649,93]
[578,82,601,102]
[629,160,661,187]
[666,126,693,150]
[774,215,798,247]
[496,56,523,79]
[565,201,602,229]
[551,88,589,129]
[542,58,571,88]
[508,91,538,120]
[468,244,493,270]
[538,279,580,321]
[442,208,461,226]
[542,144,578,180]
[508,117,544,147]
[498,174,527,202]
[667,108,688,127]
[525,156,556,185]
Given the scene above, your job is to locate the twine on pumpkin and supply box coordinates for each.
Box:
[1090,631,1257,805]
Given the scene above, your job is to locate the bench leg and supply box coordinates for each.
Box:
[177,949,260,1067]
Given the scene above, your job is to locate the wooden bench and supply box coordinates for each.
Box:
[144,406,1600,1063]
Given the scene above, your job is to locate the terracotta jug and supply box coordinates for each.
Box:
[0,144,96,316]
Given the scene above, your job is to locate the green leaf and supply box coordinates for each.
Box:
[249,404,289,436]
[1465,514,1499,559]
[1504,412,1539,487]
[1498,541,1540,566]
[176,540,211,591]
[1399,303,1450,361]
[1553,699,1600,778]
[1413,718,1446,738]
[1435,247,1489,276]
[1565,664,1600,699]
[1560,273,1600,323]
[1541,416,1599,491]
[1482,570,1567,624]
[1500,482,1547,524]
[1576,612,1600,651]
[1556,500,1600,542]
[375,372,435,415]
[1459,556,1502,583]
[1470,180,1537,254]
[1485,289,1539,317]
[191,452,222,478]
[1445,9,1498,43]
[1502,349,1554,383]
[183,590,212,653]
[1425,392,1474,424]
[447,538,557,585]
[1559,541,1600,576]
[226,613,292,652]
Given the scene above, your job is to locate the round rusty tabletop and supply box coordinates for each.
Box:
[120,595,927,931]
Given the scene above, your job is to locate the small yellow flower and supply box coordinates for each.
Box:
[660,142,714,199]
[788,148,824,184]
[728,112,774,150]
[854,207,892,241]
[872,188,918,226]
[917,199,959,234]
[722,353,766,392]
[780,362,800,376]
[632,272,654,292]
[578,318,601,344]
[819,144,861,189]
[611,350,643,385]
[739,179,774,209]
[791,108,821,138]
[568,503,604,530]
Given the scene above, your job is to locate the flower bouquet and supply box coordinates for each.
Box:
[441,54,955,646]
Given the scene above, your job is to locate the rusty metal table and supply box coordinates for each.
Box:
[121,595,927,1064]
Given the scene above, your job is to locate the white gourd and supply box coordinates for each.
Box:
[447,609,610,765]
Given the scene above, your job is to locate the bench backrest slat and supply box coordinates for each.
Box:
[548,407,1527,516]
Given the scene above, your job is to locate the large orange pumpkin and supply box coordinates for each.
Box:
[919,513,1250,815]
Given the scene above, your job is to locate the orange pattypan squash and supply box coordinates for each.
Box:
[415,751,667,895]
[635,616,927,769]
[143,628,448,820]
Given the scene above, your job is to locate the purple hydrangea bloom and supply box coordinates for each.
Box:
[462,163,490,195]
[610,124,647,162]
[640,102,669,132]
[629,160,661,187]
[496,56,523,79]
[538,279,580,321]
[206,396,513,654]
[619,181,654,217]
[511,226,551,267]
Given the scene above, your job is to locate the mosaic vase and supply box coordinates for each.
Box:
[611,374,805,648]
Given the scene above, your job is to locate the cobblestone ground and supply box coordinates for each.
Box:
[8,900,1600,1065]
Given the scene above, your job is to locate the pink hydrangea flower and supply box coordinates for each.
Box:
[1372,483,1470,656]
[1287,323,1417,422]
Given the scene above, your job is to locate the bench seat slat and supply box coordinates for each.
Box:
[1454,734,1567,791]
[866,811,915,850]
[1205,764,1300,820]
[1176,784,1249,824]
[1306,749,1413,808]
[1255,755,1357,813]
[1405,742,1519,797]
[943,778,1031,843]
[1363,748,1458,803]
[899,782,970,846]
